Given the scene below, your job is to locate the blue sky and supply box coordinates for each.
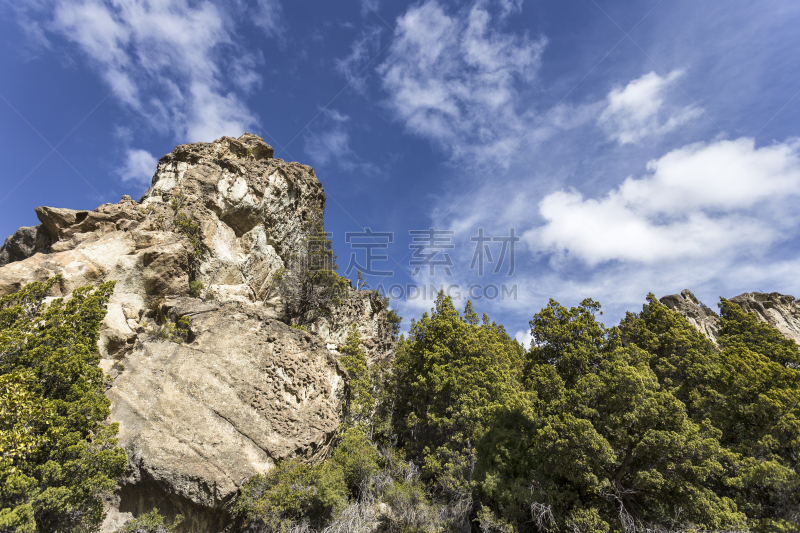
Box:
[2,0,800,344]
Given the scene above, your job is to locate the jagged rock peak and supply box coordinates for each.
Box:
[660,289,800,346]
[0,133,398,533]
[659,289,720,344]
[728,291,800,344]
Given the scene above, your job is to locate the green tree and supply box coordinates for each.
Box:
[622,295,800,531]
[338,324,374,428]
[477,298,743,532]
[0,276,127,532]
[391,294,524,489]
[710,300,800,531]
[619,294,722,419]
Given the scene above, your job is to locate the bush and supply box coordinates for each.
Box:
[0,276,127,532]
[236,458,347,532]
[188,280,204,298]
[329,427,382,498]
[117,509,183,533]
[150,316,191,344]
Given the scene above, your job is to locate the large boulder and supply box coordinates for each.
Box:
[106,299,346,532]
[0,133,396,533]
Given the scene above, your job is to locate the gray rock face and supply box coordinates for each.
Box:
[659,289,720,344]
[659,289,800,346]
[108,299,345,532]
[728,292,800,344]
[0,133,396,533]
[0,224,51,267]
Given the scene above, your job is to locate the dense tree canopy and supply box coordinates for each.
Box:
[0,277,126,533]
[4,276,798,532]
[391,295,524,489]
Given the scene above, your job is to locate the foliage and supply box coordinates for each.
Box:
[272,209,349,324]
[390,294,524,489]
[236,457,348,532]
[169,192,204,257]
[377,294,402,340]
[149,315,191,344]
[188,280,204,298]
[235,287,800,532]
[710,299,800,531]
[338,325,374,427]
[328,427,382,498]
[356,270,370,291]
[620,295,800,532]
[116,508,184,533]
[477,297,743,532]
[0,371,56,474]
[0,276,127,532]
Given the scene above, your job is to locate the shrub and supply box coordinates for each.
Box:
[236,459,347,532]
[188,280,204,298]
[0,276,127,532]
[117,508,183,533]
[338,326,374,427]
[150,316,191,344]
[329,427,382,498]
[169,192,204,257]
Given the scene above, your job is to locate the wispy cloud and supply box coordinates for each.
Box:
[377,0,546,165]
[360,0,380,16]
[334,25,383,95]
[12,0,284,143]
[304,109,382,176]
[119,148,157,186]
[598,70,702,145]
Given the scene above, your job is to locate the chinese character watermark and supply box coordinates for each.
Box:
[344,228,394,277]
[469,228,518,276]
[409,228,455,276]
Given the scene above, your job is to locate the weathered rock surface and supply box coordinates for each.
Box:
[107,299,345,532]
[659,290,721,344]
[0,133,396,533]
[659,289,800,346]
[0,224,52,267]
[728,292,800,344]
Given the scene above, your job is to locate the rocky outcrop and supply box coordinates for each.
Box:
[659,290,720,344]
[0,133,396,533]
[311,290,396,368]
[660,289,800,346]
[106,299,345,532]
[0,224,52,267]
[728,292,800,344]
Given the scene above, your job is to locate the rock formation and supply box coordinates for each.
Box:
[659,289,800,346]
[658,290,721,343]
[0,134,396,532]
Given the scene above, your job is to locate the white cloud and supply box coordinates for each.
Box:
[252,0,283,39]
[335,26,382,95]
[303,109,382,175]
[14,0,283,143]
[526,137,800,265]
[497,0,524,18]
[305,127,352,167]
[360,0,379,15]
[598,70,702,145]
[514,329,531,349]
[377,0,546,164]
[119,148,157,186]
